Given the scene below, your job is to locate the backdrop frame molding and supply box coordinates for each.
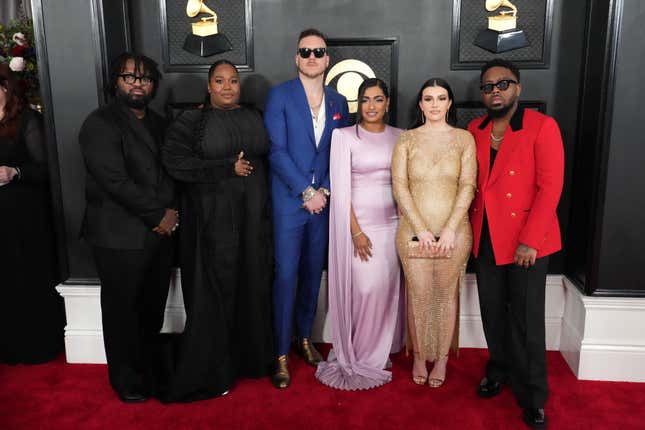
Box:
[325,36,400,127]
[450,0,555,70]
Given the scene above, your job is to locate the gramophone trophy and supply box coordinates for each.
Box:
[183,0,232,57]
[474,0,529,53]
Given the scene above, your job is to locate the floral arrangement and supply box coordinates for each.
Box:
[0,17,39,104]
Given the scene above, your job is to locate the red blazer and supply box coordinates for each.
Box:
[468,107,564,265]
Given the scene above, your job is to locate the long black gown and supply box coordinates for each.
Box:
[159,105,273,402]
[0,109,64,364]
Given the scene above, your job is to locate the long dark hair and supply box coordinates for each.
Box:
[409,78,457,129]
[202,59,238,107]
[355,78,389,137]
[0,64,25,138]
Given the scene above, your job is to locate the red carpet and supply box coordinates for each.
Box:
[1,347,643,430]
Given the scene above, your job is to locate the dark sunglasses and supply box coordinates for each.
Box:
[479,79,518,94]
[119,73,153,86]
[297,47,326,59]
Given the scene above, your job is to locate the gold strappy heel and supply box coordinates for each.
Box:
[412,352,428,385]
[428,355,448,388]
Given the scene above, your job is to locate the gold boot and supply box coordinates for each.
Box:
[296,338,323,366]
[271,355,290,389]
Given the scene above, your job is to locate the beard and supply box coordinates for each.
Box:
[487,103,514,118]
[487,97,518,118]
[116,88,152,109]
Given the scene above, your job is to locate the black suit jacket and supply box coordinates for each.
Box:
[79,101,175,249]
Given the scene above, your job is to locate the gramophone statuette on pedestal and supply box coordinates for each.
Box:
[474,0,529,53]
[183,0,232,57]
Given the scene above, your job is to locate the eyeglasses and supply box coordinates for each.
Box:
[297,47,326,59]
[479,79,518,94]
[119,74,153,86]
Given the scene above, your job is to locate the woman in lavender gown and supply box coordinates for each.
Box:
[316,78,405,390]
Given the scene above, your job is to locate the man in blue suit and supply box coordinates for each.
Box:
[264,28,349,389]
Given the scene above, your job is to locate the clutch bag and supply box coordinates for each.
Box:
[406,239,451,259]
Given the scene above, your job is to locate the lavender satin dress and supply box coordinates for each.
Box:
[316,125,405,390]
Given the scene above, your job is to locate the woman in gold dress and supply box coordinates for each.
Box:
[392,78,477,387]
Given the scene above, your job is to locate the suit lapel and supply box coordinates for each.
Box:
[114,103,159,156]
[487,107,525,188]
[293,79,316,146]
[475,122,492,186]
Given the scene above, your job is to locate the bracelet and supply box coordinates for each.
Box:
[302,186,317,203]
[352,231,363,238]
[14,166,21,181]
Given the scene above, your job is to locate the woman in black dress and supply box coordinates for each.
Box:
[0,64,64,364]
[160,60,273,401]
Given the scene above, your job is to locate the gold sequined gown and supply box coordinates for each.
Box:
[392,127,477,361]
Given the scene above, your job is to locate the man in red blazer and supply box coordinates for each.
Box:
[468,59,564,430]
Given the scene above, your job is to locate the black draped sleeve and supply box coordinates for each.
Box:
[162,110,237,183]
[14,110,49,185]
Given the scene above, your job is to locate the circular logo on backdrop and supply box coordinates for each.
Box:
[325,59,376,113]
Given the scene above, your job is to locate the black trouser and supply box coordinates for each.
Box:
[93,233,173,395]
[475,218,549,409]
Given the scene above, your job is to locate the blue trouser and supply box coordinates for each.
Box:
[272,208,329,356]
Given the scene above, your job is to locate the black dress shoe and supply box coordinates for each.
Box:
[523,408,547,429]
[476,377,502,398]
[117,391,148,403]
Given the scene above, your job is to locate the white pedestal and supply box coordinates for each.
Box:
[560,277,645,382]
[56,270,185,364]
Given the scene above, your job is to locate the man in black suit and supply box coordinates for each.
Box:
[79,53,177,403]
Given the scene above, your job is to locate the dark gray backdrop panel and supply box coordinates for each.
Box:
[41,0,587,281]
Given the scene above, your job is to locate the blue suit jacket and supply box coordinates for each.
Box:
[265,78,349,215]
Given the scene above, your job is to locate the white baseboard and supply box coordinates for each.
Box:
[56,270,186,364]
[57,271,645,382]
[560,277,645,382]
[63,330,105,364]
[454,274,564,350]
[57,272,564,363]
[311,273,564,350]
